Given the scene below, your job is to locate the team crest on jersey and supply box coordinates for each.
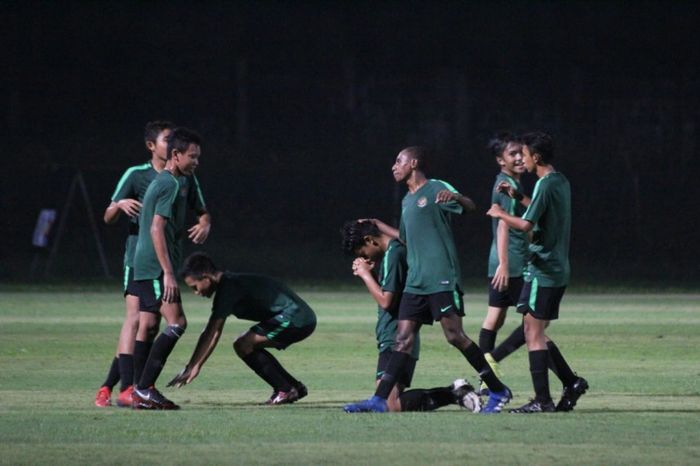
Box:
[417,196,428,208]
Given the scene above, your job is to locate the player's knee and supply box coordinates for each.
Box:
[163,324,186,340]
[444,329,469,348]
[394,332,414,353]
[233,336,252,357]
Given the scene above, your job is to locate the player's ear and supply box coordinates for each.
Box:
[146,140,156,152]
[496,157,505,167]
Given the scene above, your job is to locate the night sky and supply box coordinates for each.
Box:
[4,1,699,285]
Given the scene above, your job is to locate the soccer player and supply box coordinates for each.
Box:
[168,252,315,405]
[477,132,530,394]
[344,146,512,414]
[487,132,588,413]
[131,127,211,410]
[342,219,480,412]
[94,120,173,408]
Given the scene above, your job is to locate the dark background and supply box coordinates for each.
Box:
[3,1,699,287]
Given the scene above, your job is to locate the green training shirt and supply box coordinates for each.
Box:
[375,239,420,359]
[110,162,158,268]
[211,272,316,327]
[488,173,529,278]
[399,179,464,294]
[133,171,206,280]
[522,171,571,287]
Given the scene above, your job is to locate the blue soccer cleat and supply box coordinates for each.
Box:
[481,386,512,414]
[343,395,388,413]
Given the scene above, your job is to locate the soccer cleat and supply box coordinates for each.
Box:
[264,390,279,405]
[295,382,308,401]
[478,381,490,397]
[481,386,512,414]
[451,378,482,413]
[556,376,589,412]
[509,399,556,413]
[116,385,134,408]
[95,386,112,407]
[132,386,179,410]
[269,387,301,405]
[343,395,388,413]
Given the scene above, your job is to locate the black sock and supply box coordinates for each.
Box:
[491,324,526,362]
[101,357,120,389]
[118,354,134,391]
[399,387,455,412]
[478,328,497,354]
[137,333,178,389]
[529,349,551,402]
[241,350,292,392]
[133,340,153,386]
[461,343,505,393]
[374,351,411,399]
[546,341,577,386]
[259,349,300,387]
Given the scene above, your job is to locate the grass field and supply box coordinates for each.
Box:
[1,288,699,465]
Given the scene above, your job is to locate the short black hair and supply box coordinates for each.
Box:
[487,131,518,158]
[400,146,430,173]
[341,220,380,256]
[181,251,218,279]
[167,127,202,160]
[521,131,554,163]
[144,120,175,143]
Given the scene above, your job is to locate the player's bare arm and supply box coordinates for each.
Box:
[491,220,510,291]
[353,258,397,310]
[188,211,211,244]
[168,317,226,387]
[497,181,530,207]
[486,204,533,232]
[151,214,179,303]
[103,199,142,224]
[435,189,476,211]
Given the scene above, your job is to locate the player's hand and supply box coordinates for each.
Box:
[491,265,509,292]
[167,365,199,388]
[435,189,459,204]
[497,181,522,200]
[162,271,180,303]
[486,203,505,218]
[188,223,210,244]
[352,258,374,277]
[117,199,142,218]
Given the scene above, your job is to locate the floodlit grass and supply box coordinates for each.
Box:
[1,289,699,465]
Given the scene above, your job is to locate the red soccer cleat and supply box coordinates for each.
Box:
[116,385,134,408]
[95,386,112,407]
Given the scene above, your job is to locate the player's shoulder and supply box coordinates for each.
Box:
[119,162,152,179]
[429,178,459,193]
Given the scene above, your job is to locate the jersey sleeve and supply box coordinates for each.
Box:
[522,178,548,224]
[110,168,136,202]
[154,177,179,219]
[187,174,207,213]
[434,180,464,215]
[381,245,406,293]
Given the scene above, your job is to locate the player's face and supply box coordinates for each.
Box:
[521,145,537,173]
[392,152,414,183]
[154,129,171,161]
[499,142,524,176]
[173,143,201,176]
[354,238,383,262]
[184,275,215,298]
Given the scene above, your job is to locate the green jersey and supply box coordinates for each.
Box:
[488,173,529,278]
[399,179,464,294]
[110,162,158,268]
[133,170,206,280]
[522,171,571,287]
[211,272,316,327]
[375,239,420,359]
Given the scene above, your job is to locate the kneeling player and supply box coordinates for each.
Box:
[342,219,480,412]
[168,252,316,404]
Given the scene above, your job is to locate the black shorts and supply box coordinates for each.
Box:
[132,274,181,314]
[398,290,464,325]
[252,315,316,350]
[376,350,417,388]
[123,266,139,297]
[516,279,566,321]
[488,277,524,308]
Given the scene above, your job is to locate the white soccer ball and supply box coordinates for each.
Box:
[452,378,482,413]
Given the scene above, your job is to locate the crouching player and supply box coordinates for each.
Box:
[342,219,480,412]
[168,252,316,404]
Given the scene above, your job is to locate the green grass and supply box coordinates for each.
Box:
[1,289,699,465]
